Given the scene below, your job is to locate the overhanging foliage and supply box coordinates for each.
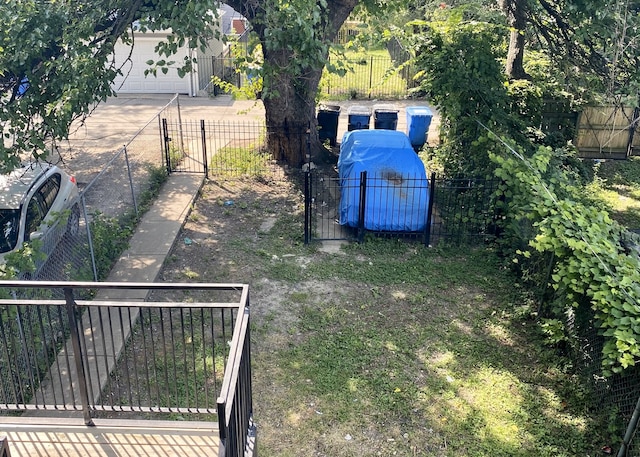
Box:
[493,144,640,376]
[0,0,217,171]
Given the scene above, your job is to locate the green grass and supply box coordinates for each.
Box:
[218,210,607,455]
[320,49,411,100]
[590,157,640,229]
[250,241,606,456]
[210,145,272,178]
[133,168,616,455]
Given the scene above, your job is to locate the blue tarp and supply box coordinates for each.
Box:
[338,130,430,231]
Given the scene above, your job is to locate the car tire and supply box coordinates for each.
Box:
[66,205,80,238]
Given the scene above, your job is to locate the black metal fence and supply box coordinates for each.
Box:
[429,175,502,245]
[321,54,417,100]
[207,53,416,100]
[161,118,302,180]
[217,300,255,457]
[0,281,254,454]
[304,169,501,246]
[161,116,500,247]
[160,116,500,247]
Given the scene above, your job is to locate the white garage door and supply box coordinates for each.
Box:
[112,36,193,94]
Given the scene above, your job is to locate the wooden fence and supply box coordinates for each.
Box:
[574,105,640,159]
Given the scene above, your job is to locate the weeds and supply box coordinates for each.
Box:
[210,145,272,179]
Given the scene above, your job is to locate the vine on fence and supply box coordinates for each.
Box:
[492,145,640,376]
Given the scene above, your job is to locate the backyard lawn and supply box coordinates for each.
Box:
[157,175,615,456]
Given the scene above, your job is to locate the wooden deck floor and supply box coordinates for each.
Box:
[0,418,220,457]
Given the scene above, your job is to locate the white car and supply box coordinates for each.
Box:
[0,162,80,275]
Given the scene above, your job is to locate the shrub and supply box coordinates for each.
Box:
[492,144,640,376]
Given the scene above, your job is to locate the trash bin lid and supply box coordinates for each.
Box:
[319,104,341,113]
[373,103,398,114]
[348,105,371,115]
[406,106,433,116]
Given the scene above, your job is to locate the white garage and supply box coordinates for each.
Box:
[111,19,225,96]
[112,35,194,94]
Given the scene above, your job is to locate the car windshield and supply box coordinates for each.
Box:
[0,209,20,254]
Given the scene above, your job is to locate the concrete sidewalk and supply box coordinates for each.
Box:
[101,173,204,290]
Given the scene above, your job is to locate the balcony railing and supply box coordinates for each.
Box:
[0,280,255,457]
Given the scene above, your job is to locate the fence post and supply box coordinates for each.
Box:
[176,95,185,155]
[327,55,331,95]
[162,118,172,175]
[304,170,311,245]
[123,145,139,216]
[424,172,436,246]
[157,114,163,163]
[617,393,640,457]
[303,124,312,245]
[217,401,227,449]
[201,120,209,177]
[358,171,367,242]
[368,56,374,99]
[64,287,93,426]
[627,106,640,158]
[81,195,99,281]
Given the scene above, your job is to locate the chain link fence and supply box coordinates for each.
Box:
[13,95,184,284]
[522,237,640,456]
[549,299,640,456]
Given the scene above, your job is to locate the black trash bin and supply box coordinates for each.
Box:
[317,104,341,146]
[347,105,371,131]
[374,104,399,130]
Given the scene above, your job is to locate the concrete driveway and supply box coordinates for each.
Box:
[65,94,438,155]
[65,94,266,154]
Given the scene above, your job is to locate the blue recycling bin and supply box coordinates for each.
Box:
[317,104,341,146]
[406,106,433,147]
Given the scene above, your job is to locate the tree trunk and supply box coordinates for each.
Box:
[500,0,529,79]
[261,54,324,167]
[224,0,359,166]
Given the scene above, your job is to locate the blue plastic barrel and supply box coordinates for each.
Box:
[406,106,433,147]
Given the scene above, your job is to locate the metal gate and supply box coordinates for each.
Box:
[161,118,209,175]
